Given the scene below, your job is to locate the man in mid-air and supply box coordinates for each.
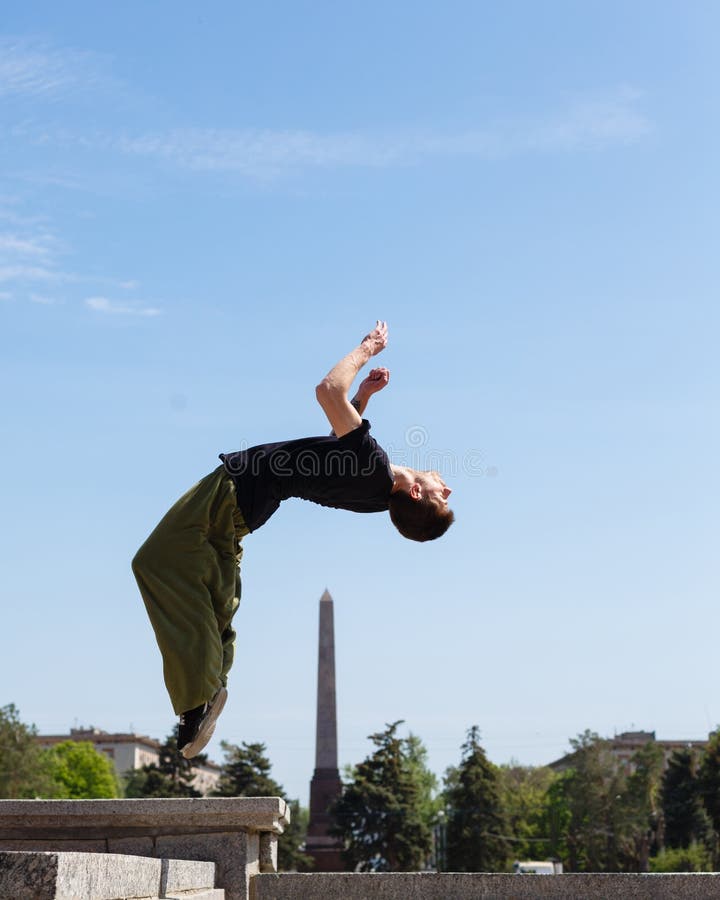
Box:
[132,321,454,758]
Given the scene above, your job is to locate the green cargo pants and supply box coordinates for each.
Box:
[132,465,249,715]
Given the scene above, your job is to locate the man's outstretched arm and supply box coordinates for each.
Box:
[329,367,390,436]
[316,321,388,437]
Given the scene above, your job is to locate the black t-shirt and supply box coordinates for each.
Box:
[219,419,394,533]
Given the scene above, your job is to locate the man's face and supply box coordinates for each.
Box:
[417,470,452,507]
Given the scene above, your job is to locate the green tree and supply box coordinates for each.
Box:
[332,721,433,871]
[497,762,556,861]
[280,800,314,872]
[698,728,720,868]
[537,771,571,863]
[124,726,204,798]
[553,732,664,873]
[213,740,312,872]
[406,733,442,828]
[0,704,57,798]
[42,741,119,799]
[650,844,713,873]
[661,748,710,850]
[615,741,664,872]
[213,741,281,797]
[444,726,508,872]
[558,730,625,872]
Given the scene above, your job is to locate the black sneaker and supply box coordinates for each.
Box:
[177,687,228,759]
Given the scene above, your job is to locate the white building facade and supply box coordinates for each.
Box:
[36,727,221,796]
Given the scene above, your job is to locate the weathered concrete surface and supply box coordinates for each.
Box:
[0,850,160,900]
[251,872,720,900]
[0,797,288,839]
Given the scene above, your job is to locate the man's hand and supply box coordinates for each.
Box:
[316,321,388,438]
[361,320,388,358]
[357,367,390,402]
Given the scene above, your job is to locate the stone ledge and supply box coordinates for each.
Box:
[252,872,720,900]
[0,798,289,840]
[0,850,153,900]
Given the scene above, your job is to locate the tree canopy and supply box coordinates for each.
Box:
[43,741,119,799]
[332,721,433,871]
[124,725,204,798]
[0,704,56,798]
[444,726,508,872]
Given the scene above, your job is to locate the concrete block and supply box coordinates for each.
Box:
[0,798,287,899]
[0,850,160,900]
[259,834,277,874]
[251,872,720,900]
[0,797,289,840]
[160,857,216,893]
[158,832,254,900]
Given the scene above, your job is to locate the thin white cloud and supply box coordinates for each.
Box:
[4,83,651,179]
[0,233,54,257]
[0,263,71,284]
[85,296,161,317]
[29,292,61,305]
[0,37,103,100]
[0,219,67,304]
[118,129,402,175]
[529,89,651,151]
[113,88,651,176]
[0,219,135,295]
[0,290,13,301]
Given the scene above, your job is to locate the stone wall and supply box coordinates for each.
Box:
[0,797,288,900]
[252,872,720,899]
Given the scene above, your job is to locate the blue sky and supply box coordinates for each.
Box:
[1,1,718,802]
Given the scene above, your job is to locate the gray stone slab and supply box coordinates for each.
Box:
[0,851,59,900]
[158,832,254,900]
[0,797,289,840]
[161,857,216,893]
[251,872,720,900]
[0,850,161,900]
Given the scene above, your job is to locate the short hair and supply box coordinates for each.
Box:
[388,491,455,542]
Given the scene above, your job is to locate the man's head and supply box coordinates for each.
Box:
[388,470,454,542]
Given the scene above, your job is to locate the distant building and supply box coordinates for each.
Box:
[36,727,221,795]
[548,730,709,773]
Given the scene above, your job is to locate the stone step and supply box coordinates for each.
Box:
[0,797,289,900]
[252,872,720,899]
[0,850,221,900]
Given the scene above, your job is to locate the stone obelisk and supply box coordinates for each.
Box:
[305,589,345,871]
